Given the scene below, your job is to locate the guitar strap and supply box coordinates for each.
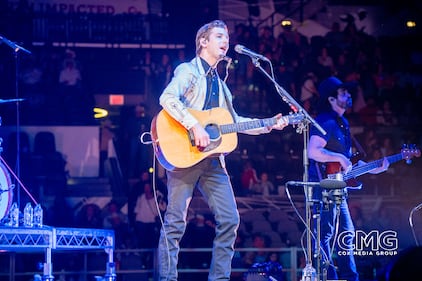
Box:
[315,161,324,181]
[220,80,237,121]
[351,134,367,159]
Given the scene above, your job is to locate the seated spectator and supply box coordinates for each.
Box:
[252,172,275,196]
[355,127,379,159]
[357,96,379,126]
[102,200,129,248]
[133,181,166,246]
[300,72,319,104]
[317,47,335,76]
[380,136,397,157]
[243,233,271,269]
[240,160,259,196]
[376,99,398,126]
[75,203,102,229]
[133,180,166,267]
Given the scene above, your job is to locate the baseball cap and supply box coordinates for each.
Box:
[318,76,346,99]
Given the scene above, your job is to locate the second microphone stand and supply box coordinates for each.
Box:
[0,35,32,209]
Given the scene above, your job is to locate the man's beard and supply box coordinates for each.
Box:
[338,97,352,109]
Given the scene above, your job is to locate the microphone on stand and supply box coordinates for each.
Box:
[286,181,320,187]
[234,44,269,62]
[286,179,346,189]
[320,179,347,189]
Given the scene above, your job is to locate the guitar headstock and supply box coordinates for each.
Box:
[401,144,421,164]
[286,112,306,125]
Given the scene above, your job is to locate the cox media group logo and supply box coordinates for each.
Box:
[337,230,398,256]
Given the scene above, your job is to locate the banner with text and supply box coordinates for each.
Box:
[8,0,149,15]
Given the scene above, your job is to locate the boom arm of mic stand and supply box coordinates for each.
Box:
[0,35,32,54]
[252,59,326,136]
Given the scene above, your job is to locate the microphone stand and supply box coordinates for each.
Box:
[249,58,325,135]
[0,35,31,209]
[249,57,326,281]
[409,202,422,246]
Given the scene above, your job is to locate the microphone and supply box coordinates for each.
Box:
[320,179,347,189]
[286,181,320,187]
[286,179,346,189]
[234,44,269,62]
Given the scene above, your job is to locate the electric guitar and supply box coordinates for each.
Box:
[151,107,305,170]
[325,145,420,190]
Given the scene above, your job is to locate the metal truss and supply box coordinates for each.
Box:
[0,226,54,249]
[0,226,116,281]
[55,227,114,250]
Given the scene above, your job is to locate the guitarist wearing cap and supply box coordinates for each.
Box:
[154,20,289,281]
[307,76,390,281]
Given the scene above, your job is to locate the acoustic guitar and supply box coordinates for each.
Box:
[151,107,304,170]
[325,145,420,190]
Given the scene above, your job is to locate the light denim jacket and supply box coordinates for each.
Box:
[159,56,270,135]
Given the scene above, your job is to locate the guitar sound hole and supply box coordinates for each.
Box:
[205,123,221,140]
[203,123,222,152]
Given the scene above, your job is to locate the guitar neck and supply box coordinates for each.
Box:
[220,118,277,134]
[344,153,403,180]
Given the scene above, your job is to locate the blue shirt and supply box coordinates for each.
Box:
[308,110,352,182]
[200,58,219,109]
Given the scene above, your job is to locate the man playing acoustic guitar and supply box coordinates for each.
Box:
[155,20,288,281]
[308,76,390,281]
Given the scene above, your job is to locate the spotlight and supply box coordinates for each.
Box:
[406,21,416,28]
[94,107,108,119]
[281,20,292,27]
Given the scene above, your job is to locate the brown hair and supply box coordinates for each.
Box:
[195,20,228,55]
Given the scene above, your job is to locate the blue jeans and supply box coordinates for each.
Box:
[316,189,359,281]
[158,157,240,281]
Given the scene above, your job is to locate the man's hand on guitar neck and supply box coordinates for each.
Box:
[269,113,288,131]
[358,157,390,174]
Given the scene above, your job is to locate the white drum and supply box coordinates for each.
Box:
[0,162,13,221]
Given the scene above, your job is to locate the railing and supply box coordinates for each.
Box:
[0,247,304,281]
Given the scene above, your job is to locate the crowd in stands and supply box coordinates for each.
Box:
[0,18,421,129]
[228,21,421,128]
